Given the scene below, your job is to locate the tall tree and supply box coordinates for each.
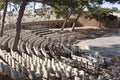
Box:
[46,0,89,31]
[86,7,117,28]
[0,0,8,37]
[13,0,27,51]
[71,12,81,31]
[61,11,72,30]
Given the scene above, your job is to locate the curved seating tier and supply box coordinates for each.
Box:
[0,35,12,50]
[33,38,44,57]
[0,29,112,80]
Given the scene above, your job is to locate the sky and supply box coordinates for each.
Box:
[1,2,120,12]
[101,2,120,10]
[30,2,120,10]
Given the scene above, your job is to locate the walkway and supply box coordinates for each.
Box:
[77,33,120,60]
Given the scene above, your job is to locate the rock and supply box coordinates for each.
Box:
[97,75,106,80]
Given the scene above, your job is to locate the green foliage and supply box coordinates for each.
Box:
[11,0,21,4]
[45,0,116,19]
[46,0,89,19]
[0,0,4,10]
[86,7,117,21]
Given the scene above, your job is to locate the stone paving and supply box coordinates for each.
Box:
[77,33,120,61]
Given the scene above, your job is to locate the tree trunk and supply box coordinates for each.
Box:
[0,0,8,37]
[13,0,27,51]
[61,12,72,30]
[99,20,102,28]
[71,13,81,31]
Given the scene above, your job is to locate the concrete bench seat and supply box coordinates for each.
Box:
[8,37,14,50]
[72,55,93,66]
[28,36,39,42]
[40,39,50,58]
[17,40,25,53]
[0,59,26,80]
[38,32,54,37]
[5,32,15,37]
[18,34,33,52]
[0,49,28,80]
[33,30,52,35]
[4,29,15,35]
[0,35,8,44]
[33,38,44,56]
[18,34,36,53]
[26,41,34,55]
[0,48,103,80]
[0,36,12,50]
[85,52,111,65]
[26,37,40,55]
[31,28,50,33]
[62,44,73,56]
[87,56,97,63]
[44,33,61,41]
[21,34,34,41]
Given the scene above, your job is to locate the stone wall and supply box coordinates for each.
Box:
[4,15,120,30]
[4,18,75,30]
[77,16,120,28]
[21,19,74,29]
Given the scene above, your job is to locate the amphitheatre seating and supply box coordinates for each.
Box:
[72,55,93,66]
[0,50,26,80]
[4,29,15,35]
[62,43,73,56]
[8,37,14,50]
[0,48,107,80]
[40,39,50,58]
[18,34,36,53]
[38,31,54,37]
[25,36,40,55]
[18,38,29,51]
[31,28,50,33]
[44,32,61,40]
[84,51,111,65]
[0,29,111,80]
[33,29,52,35]
[17,39,25,53]
[0,35,11,50]
[21,33,34,41]
[33,38,44,57]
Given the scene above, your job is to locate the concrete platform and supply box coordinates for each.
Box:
[77,33,120,60]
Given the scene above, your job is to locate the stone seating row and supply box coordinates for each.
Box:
[32,29,52,35]
[18,33,38,54]
[0,30,51,49]
[83,51,112,65]
[0,29,108,80]
[39,33,99,71]
[31,28,50,33]
[33,38,45,57]
[3,29,56,58]
[40,39,51,58]
[0,50,26,80]
[2,29,110,69]
[0,30,30,50]
[0,35,12,50]
[0,49,105,80]
[0,48,107,80]
[25,36,40,55]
